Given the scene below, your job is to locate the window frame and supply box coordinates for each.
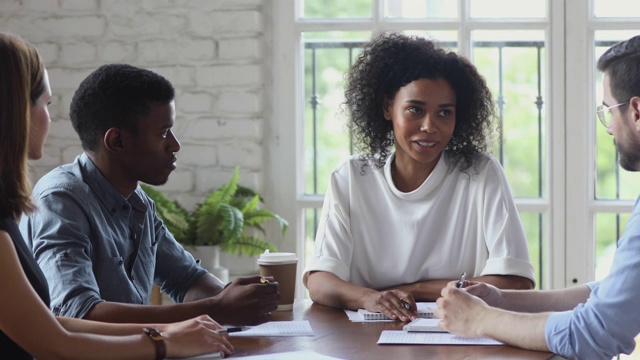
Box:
[268,0,638,298]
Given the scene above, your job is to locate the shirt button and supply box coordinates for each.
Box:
[118,260,123,266]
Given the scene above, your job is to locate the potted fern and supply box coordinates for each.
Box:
[141,167,288,281]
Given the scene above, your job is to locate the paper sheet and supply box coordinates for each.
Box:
[232,350,344,359]
[170,350,340,360]
[377,330,503,345]
[229,321,314,337]
[402,318,445,332]
[166,351,224,360]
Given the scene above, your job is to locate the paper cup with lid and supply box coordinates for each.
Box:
[257,250,298,311]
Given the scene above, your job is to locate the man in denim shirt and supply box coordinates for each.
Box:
[21,64,279,325]
[435,35,640,359]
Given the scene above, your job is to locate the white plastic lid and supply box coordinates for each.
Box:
[257,249,298,264]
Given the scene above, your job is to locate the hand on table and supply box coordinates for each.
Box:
[362,289,417,322]
[435,281,491,337]
[211,276,280,325]
[161,315,234,358]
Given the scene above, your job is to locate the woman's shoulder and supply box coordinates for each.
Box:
[332,154,380,174]
[473,153,501,168]
[469,154,510,187]
[448,152,502,172]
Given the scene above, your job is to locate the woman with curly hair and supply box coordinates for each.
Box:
[303,32,535,322]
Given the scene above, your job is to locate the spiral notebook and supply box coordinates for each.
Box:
[355,302,437,321]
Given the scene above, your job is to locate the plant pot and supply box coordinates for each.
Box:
[220,252,260,275]
[187,245,229,283]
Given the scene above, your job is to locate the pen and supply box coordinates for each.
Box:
[456,272,467,289]
[215,326,245,334]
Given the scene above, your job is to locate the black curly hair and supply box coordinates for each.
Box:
[70,64,175,152]
[345,32,497,172]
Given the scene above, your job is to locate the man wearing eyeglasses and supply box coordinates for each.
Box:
[435,35,640,360]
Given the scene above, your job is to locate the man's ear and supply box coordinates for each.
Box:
[631,96,640,132]
[103,128,125,153]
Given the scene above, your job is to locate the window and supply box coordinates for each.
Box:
[269,0,640,304]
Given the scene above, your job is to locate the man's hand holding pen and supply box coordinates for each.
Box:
[210,275,280,325]
[456,272,467,289]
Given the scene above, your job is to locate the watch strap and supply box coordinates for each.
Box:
[143,327,166,360]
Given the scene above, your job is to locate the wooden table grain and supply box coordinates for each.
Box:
[227,300,563,359]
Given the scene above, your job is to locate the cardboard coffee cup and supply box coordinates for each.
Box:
[257,250,298,311]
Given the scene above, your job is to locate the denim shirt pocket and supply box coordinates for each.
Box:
[95,255,135,302]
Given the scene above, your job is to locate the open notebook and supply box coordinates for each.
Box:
[352,302,437,321]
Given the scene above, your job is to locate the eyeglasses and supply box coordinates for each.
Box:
[596,101,629,128]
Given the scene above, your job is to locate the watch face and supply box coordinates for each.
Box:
[145,327,163,341]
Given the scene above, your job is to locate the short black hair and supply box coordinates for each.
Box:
[69,64,175,151]
[597,35,640,109]
[345,32,496,172]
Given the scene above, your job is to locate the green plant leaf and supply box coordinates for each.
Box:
[244,209,289,236]
[141,184,192,244]
[221,235,277,256]
[196,202,243,246]
[140,167,288,256]
[235,185,262,201]
[241,195,260,213]
[206,167,239,206]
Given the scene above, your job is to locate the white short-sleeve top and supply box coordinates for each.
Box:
[303,151,535,289]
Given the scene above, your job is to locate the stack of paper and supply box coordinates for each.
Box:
[233,350,345,359]
[167,322,317,359]
[228,321,314,337]
[377,330,503,345]
[402,318,446,332]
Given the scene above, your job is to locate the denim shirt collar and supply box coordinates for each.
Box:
[77,153,144,214]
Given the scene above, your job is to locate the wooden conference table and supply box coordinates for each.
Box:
[226,300,563,359]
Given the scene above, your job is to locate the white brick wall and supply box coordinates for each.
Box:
[0,0,270,213]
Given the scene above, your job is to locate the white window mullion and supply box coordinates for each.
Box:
[460,0,470,57]
[564,0,592,287]
[268,0,304,299]
[548,0,567,290]
[373,0,384,33]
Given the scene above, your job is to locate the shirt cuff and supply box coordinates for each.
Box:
[53,295,105,319]
[586,281,599,291]
[302,256,350,283]
[481,256,536,286]
[544,310,575,357]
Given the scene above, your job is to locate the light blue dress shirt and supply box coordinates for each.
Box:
[545,196,640,359]
[21,153,207,318]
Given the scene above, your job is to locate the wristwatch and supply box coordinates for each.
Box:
[143,327,166,360]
